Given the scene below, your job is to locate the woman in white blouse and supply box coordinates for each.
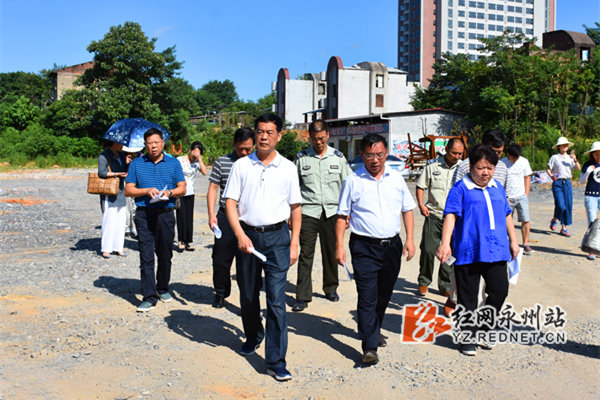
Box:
[546,137,580,237]
[176,141,207,251]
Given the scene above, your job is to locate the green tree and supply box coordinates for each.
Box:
[196,79,239,114]
[0,95,41,130]
[584,22,600,45]
[0,72,53,107]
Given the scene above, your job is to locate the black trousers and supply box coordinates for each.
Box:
[176,194,195,244]
[349,233,402,352]
[296,212,338,301]
[454,261,509,337]
[135,208,175,305]
[212,209,239,298]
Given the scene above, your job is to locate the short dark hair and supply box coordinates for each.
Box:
[469,144,499,167]
[506,143,522,158]
[190,141,204,155]
[446,137,465,151]
[234,127,256,144]
[255,113,283,132]
[360,134,388,152]
[144,128,163,141]
[309,120,328,135]
[481,129,505,149]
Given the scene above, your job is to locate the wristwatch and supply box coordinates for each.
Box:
[168,190,173,197]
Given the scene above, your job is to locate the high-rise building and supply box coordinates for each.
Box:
[398,0,556,86]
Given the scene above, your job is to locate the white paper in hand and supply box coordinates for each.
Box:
[249,247,267,262]
[342,262,353,280]
[508,248,524,285]
[149,185,169,203]
[212,224,222,239]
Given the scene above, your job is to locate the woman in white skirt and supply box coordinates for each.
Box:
[98,141,130,258]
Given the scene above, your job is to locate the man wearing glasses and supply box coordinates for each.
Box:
[125,128,186,312]
[292,120,350,312]
[335,133,416,365]
[223,113,302,381]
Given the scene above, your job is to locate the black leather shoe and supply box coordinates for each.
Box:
[362,349,379,365]
[292,300,307,312]
[212,295,225,309]
[325,292,340,302]
[378,334,387,348]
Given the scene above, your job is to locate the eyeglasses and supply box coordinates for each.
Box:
[363,152,386,160]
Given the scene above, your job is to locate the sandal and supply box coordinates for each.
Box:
[101,253,111,259]
[115,252,128,257]
[550,219,557,231]
[560,229,571,237]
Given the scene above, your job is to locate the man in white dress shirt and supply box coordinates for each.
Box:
[224,113,302,382]
[335,133,416,365]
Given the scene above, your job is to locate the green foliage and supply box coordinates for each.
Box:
[0,71,53,106]
[0,96,42,130]
[278,130,309,161]
[584,23,600,45]
[196,80,239,114]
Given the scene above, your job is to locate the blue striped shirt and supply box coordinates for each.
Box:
[126,152,185,208]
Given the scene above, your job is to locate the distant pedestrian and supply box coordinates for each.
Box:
[98,141,129,258]
[415,138,464,297]
[176,141,207,252]
[335,133,416,365]
[547,137,580,237]
[580,141,600,260]
[501,143,534,255]
[292,120,350,312]
[123,146,143,239]
[207,127,255,308]
[223,113,301,381]
[125,128,186,312]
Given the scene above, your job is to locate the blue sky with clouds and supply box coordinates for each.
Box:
[1,0,597,101]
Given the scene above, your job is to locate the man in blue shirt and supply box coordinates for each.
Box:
[125,128,186,312]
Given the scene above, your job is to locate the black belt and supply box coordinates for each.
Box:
[351,233,400,247]
[241,221,286,233]
[137,207,174,214]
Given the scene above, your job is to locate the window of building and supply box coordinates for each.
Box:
[449,9,453,17]
[516,6,523,13]
[516,27,523,33]
[497,14,504,21]
[507,26,514,32]
[497,4,504,10]
[469,32,476,39]
[458,42,465,49]
[459,21,465,27]
[507,16,514,22]
[582,49,590,61]
[489,4,496,10]
[448,20,453,28]
[489,14,496,20]
[477,33,484,38]
[526,18,533,24]
[526,8,533,14]
[459,0,465,5]
[477,2,484,8]
[477,12,484,19]
[515,17,522,23]
[469,22,476,29]
[469,1,476,7]
[526,28,533,35]
[469,43,477,50]
[448,30,453,38]
[449,0,453,6]
[469,11,476,18]
[458,31,465,38]
[459,10,465,17]
[376,74,384,88]
[526,0,533,3]
[470,54,477,61]
[448,42,453,50]
[489,24,495,31]
[477,23,484,29]
[508,5,514,12]
[376,94,384,108]
[318,83,326,95]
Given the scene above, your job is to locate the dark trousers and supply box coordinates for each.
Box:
[349,234,402,352]
[296,212,338,301]
[418,215,451,292]
[135,208,175,305]
[454,261,509,337]
[552,179,573,225]
[237,224,290,369]
[212,209,239,298]
[176,194,195,243]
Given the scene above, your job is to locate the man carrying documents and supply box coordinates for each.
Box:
[223,113,301,382]
[125,128,185,312]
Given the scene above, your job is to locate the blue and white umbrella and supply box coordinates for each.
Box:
[102,118,170,149]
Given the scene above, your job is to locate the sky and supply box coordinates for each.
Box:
[1,0,598,102]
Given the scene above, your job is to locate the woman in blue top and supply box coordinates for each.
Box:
[580,141,600,260]
[437,144,519,356]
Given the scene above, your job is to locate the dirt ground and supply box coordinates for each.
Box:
[0,168,598,400]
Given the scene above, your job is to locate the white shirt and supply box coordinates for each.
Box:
[548,153,575,180]
[177,156,202,196]
[223,151,302,226]
[337,166,416,238]
[501,156,532,198]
